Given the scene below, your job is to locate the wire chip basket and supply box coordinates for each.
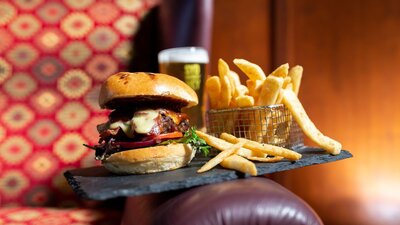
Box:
[206,104,303,150]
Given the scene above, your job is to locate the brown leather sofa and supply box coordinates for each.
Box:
[121,177,323,225]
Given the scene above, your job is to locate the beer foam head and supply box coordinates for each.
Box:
[158,47,209,63]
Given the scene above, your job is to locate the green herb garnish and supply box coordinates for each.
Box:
[159,127,210,157]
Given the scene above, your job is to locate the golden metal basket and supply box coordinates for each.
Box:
[206,104,303,149]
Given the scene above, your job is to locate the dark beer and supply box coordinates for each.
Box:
[158,47,209,128]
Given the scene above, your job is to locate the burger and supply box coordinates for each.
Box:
[86,72,209,174]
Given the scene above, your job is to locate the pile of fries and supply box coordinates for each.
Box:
[205,59,302,109]
[199,58,342,176]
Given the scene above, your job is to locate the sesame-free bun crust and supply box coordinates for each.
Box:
[102,143,195,174]
[99,72,198,109]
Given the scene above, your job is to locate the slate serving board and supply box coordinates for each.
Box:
[64,147,352,200]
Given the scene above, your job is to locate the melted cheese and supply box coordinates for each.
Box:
[131,109,159,134]
[108,109,160,136]
[109,120,132,137]
[109,121,129,132]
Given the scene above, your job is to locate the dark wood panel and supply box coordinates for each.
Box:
[211,0,271,82]
[271,0,400,224]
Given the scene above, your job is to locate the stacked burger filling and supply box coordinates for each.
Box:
[94,108,190,160]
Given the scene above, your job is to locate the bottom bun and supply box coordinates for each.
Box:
[102,143,195,174]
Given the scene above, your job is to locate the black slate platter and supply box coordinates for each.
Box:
[64,147,352,200]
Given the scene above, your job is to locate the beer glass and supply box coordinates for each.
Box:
[158,47,209,128]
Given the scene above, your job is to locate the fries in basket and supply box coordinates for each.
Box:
[199,58,342,176]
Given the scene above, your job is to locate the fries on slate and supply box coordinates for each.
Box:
[281,89,342,155]
[220,154,257,176]
[196,131,303,176]
[197,139,246,173]
[220,133,302,161]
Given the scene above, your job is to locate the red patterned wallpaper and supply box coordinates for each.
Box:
[0,0,158,207]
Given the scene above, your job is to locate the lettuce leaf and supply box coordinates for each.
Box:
[159,127,210,157]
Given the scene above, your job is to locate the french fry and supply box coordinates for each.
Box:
[218,58,230,78]
[288,65,303,96]
[220,155,257,176]
[276,85,293,141]
[219,74,232,109]
[281,89,342,155]
[270,63,289,78]
[276,81,293,104]
[256,76,284,106]
[245,64,287,143]
[228,71,242,97]
[195,131,265,158]
[283,76,292,89]
[205,76,221,109]
[237,84,249,96]
[246,156,283,163]
[285,83,293,91]
[227,72,237,97]
[235,95,254,107]
[218,59,232,108]
[229,75,250,108]
[275,92,283,105]
[233,58,266,81]
[220,132,302,161]
[197,139,246,173]
[246,79,263,103]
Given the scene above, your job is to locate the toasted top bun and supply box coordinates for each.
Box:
[102,143,195,174]
[99,72,198,109]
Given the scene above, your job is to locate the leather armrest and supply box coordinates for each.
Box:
[151,178,323,225]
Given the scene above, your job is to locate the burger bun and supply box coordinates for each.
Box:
[99,72,198,109]
[102,143,195,174]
